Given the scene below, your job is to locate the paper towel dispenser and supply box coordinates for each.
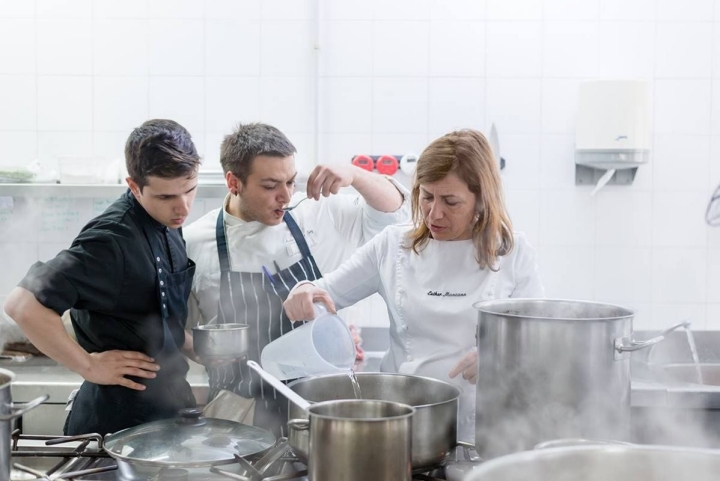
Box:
[575,80,650,191]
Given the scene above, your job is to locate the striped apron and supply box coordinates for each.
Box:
[207,208,322,437]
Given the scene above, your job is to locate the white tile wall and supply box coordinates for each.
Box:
[486,21,542,78]
[655,23,713,79]
[0,0,719,330]
[0,19,36,74]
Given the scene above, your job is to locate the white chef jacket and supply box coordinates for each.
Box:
[184,180,410,329]
[307,224,545,442]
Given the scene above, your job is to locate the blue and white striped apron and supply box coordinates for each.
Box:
[207,208,322,437]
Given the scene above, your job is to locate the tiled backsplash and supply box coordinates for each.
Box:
[0,0,719,330]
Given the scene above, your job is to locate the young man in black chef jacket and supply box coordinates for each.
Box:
[4,119,202,435]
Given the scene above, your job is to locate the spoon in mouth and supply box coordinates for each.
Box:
[282,197,310,211]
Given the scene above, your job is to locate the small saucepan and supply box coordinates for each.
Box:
[247,361,415,481]
[192,323,249,362]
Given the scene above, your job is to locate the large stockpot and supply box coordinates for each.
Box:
[474,299,679,459]
[287,372,461,470]
[464,445,720,481]
[288,400,414,481]
[0,368,48,481]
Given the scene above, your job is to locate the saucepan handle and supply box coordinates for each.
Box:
[0,394,49,421]
[456,440,482,462]
[287,418,310,432]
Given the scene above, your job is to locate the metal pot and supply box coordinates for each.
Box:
[474,298,684,459]
[102,408,276,480]
[464,445,720,481]
[288,400,414,481]
[0,368,48,481]
[287,372,461,470]
[192,323,249,361]
[247,361,418,479]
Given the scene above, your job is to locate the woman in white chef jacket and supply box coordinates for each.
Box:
[283,129,544,442]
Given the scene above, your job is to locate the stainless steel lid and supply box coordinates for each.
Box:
[103,409,276,468]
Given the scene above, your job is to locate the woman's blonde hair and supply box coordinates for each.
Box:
[406,129,513,270]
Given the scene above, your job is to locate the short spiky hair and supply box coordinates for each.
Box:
[125,119,201,190]
[220,123,296,183]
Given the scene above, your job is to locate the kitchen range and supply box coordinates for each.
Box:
[4,299,720,480]
[9,430,484,481]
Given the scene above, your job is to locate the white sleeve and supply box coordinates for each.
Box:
[510,234,545,298]
[312,226,391,310]
[322,176,410,247]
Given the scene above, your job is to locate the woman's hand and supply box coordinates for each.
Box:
[283,283,336,321]
[449,350,478,384]
[349,324,365,361]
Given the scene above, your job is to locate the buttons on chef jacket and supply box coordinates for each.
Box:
[406,355,413,361]
[161,292,165,297]
[156,257,161,262]
[402,324,408,331]
[160,280,164,286]
[158,268,162,274]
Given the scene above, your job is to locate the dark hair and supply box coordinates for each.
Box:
[220,123,296,183]
[406,129,513,270]
[125,119,201,190]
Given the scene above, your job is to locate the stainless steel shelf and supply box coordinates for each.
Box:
[0,183,228,198]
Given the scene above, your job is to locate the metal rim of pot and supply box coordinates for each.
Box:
[473,298,636,322]
[465,444,720,480]
[0,367,48,421]
[474,298,690,360]
[287,399,416,431]
[287,371,462,410]
[102,408,276,469]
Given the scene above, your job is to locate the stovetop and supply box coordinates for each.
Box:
[10,431,458,481]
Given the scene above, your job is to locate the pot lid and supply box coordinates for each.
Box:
[103,408,276,468]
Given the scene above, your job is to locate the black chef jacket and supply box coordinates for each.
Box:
[18,189,196,434]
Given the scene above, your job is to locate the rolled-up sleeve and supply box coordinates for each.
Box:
[360,176,410,237]
[325,176,410,247]
[18,229,125,315]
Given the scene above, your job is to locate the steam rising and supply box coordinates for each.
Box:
[474,299,720,464]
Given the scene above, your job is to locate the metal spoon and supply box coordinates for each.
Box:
[282,197,309,211]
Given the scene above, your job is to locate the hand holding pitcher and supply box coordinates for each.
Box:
[283,282,337,321]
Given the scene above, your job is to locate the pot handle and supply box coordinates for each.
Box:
[613,321,691,360]
[456,440,482,462]
[0,394,49,421]
[287,418,309,432]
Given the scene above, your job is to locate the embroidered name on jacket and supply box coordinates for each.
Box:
[427,290,467,297]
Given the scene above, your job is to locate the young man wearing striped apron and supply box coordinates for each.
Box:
[184,123,409,436]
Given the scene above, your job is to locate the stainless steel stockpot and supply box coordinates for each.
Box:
[474,298,682,459]
[287,372,460,470]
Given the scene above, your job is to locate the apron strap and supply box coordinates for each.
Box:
[282,211,313,260]
[215,209,232,272]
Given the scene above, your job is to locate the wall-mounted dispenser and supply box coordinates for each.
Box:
[575,80,650,195]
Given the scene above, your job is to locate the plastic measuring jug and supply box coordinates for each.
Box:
[260,304,356,380]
